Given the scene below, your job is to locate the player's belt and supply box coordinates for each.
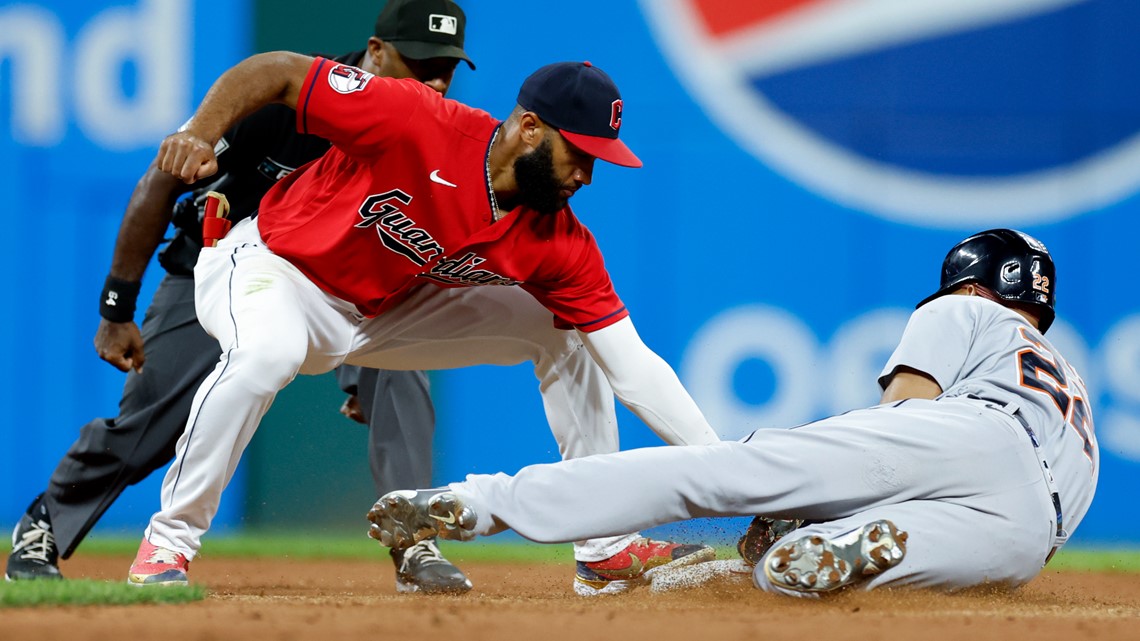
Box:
[1007,409,1067,564]
[968,395,1067,564]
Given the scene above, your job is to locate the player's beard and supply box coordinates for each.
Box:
[512,137,565,215]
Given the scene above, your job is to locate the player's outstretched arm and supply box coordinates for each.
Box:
[94,162,191,373]
[580,317,721,446]
[159,51,315,184]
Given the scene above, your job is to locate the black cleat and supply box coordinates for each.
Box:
[6,494,63,581]
[391,538,473,594]
[737,516,804,566]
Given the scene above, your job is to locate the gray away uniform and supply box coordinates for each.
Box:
[447,295,1099,593]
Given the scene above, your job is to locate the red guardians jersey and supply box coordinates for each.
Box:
[255,57,627,331]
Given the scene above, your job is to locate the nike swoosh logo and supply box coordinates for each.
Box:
[593,555,644,579]
[430,512,457,525]
[430,169,458,188]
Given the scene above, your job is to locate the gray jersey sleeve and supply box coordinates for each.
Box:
[877,296,976,392]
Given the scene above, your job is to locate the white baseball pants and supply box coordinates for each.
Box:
[145,217,637,561]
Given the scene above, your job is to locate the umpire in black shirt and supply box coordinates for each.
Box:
[6,0,475,594]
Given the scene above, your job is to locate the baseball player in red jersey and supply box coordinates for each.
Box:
[129,53,721,595]
[7,0,476,595]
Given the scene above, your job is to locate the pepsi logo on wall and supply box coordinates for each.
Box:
[641,0,1140,227]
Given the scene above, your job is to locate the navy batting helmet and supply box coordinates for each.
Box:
[918,229,1056,333]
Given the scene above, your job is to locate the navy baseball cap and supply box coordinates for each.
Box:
[517,61,642,168]
[374,0,475,70]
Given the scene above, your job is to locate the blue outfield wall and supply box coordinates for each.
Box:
[435,0,1140,546]
[0,0,252,534]
[2,0,1138,545]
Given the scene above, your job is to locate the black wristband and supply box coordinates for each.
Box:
[99,276,142,323]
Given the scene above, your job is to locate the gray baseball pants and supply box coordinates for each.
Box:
[450,398,1060,593]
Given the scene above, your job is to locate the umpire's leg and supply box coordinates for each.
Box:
[351,366,436,495]
[42,275,221,558]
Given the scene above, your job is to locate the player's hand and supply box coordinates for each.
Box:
[157,130,218,184]
[339,395,367,424]
[94,319,146,373]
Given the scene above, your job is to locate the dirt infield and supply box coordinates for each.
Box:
[4,555,1139,641]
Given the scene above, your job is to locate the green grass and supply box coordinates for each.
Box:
[1043,548,1140,573]
[0,580,205,608]
[69,533,576,563]
[8,534,1140,571]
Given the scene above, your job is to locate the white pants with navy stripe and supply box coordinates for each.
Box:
[145,216,637,562]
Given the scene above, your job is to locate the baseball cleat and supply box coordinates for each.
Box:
[736,516,805,567]
[574,537,716,596]
[391,538,473,594]
[764,519,907,594]
[127,538,190,586]
[367,488,477,551]
[6,495,63,581]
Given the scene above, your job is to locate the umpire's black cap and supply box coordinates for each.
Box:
[374,0,475,69]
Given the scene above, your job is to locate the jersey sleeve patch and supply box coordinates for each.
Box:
[296,58,423,157]
[326,63,374,94]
